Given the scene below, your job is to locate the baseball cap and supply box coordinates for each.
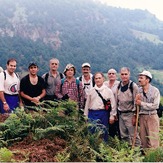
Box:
[28,62,38,69]
[82,62,91,68]
[139,70,152,79]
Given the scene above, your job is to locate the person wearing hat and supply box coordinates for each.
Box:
[104,68,120,138]
[20,62,46,108]
[0,58,22,113]
[55,63,85,109]
[77,62,95,105]
[135,70,160,148]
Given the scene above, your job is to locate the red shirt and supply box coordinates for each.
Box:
[55,77,85,108]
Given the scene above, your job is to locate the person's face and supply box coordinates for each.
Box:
[94,73,104,87]
[29,66,38,75]
[82,66,90,76]
[138,75,148,87]
[120,69,130,83]
[7,61,16,74]
[50,60,59,71]
[108,71,116,81]
[65,68,74,78]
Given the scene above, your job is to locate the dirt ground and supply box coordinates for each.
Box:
[9,135,66,162]
[0,114,66,162]
[0,113,9,122]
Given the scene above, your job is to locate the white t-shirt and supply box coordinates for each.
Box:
[0,70,20,95]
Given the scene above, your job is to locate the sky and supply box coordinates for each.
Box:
[100,0,163,21]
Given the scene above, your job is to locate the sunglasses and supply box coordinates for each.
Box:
[108,73,115,75]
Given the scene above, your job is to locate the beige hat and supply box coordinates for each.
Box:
[64,63,76,75]
[139,70,152,79]
[82,62,91,68]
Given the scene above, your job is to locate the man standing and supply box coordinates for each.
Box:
[0,58,22,113]
[104,68,120,138]
[84,72,116,142]
[116,67,141,146]
[42,58,64,100]
[104,68,120,97]
[136,70,160,148]
[20,62,46,108]
[55,63,85,109]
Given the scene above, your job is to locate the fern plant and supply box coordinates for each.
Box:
[0,147,13,162]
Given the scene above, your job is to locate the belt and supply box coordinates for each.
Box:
[4,93,19,96]
[89,109,105,111]
[118,110,134,114]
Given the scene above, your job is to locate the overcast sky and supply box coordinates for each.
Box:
[100,0,163,21]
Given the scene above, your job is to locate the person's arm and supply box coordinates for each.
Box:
[0,73,10,112]
[55,80,63,99]
[35,89,46,101]
[79,82,85,109]
[109,90,116,124]
[136,89,160,111]
[0,91,10,112]
[84,93,91,117]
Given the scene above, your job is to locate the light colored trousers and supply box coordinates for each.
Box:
[119,112,141,147]
[139,114,160,148]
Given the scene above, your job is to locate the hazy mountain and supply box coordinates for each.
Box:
[0,0,163,77]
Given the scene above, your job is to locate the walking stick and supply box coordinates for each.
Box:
[132,105,139,148]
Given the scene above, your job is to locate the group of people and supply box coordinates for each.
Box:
[0,58,160,150]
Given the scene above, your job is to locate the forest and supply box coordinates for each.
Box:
[0,0,163,94]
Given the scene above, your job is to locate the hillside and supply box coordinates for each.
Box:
[0,0,163,93]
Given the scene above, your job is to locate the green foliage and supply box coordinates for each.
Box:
[143,147,163,162]
[0,100,162,162]
[0,147,13,162]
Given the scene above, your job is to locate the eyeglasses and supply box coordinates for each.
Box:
[108,73,115,75]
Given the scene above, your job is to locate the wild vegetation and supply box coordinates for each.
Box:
[0,100,163,162]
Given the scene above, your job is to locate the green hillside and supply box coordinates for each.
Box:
[0,0,163,94]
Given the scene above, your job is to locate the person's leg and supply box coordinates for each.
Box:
[139,115,148,148]
[119,113,130,143]
[5,95,19,112]
[126,113,141,147]
[146,114,159,148]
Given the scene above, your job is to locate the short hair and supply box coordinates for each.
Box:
[120,67,130,73]
[108,68,117,74]
[94,72,104,79]
[7,58,17,65]
[49,58,59,64]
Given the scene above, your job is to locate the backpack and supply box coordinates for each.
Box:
[157,103,163,117]
[3,71,19,80]
[44,72,64,88]
[60,78,80,93]
[117,81,133,94]
[79,75,95,87]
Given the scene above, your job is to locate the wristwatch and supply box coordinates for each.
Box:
[3,102,7,105]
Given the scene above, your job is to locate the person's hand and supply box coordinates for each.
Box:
[3,103,10,112]
[109,116,115,124]
[31,97,40,105]
[135,94,141,106]
[62,94,69,100]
